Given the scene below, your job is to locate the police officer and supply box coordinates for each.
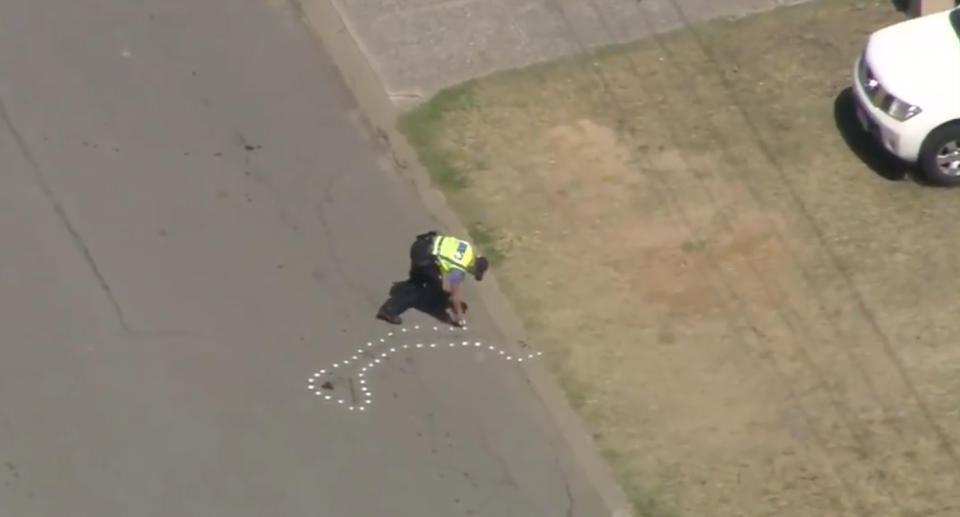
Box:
[376,231,489,327]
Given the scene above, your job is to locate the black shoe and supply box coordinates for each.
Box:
[376,309,402,325]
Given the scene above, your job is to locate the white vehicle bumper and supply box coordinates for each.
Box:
[851,55,925,163]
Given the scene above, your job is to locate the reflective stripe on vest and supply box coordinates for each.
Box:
[431,235,475,273]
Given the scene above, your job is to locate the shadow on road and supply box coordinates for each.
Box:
[893,0,960,11]
[383,281,466,325]
[890,0,909,11]
[833,87,912,182]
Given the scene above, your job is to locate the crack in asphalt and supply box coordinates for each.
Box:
[477,427,520,491]
[315,169,379,306]
[554,454,578,517]
[217,135,380,313]
[233,131,306,238]
[407,357,442,450]
[0,97,129,330]
[563,468,576,517]
[0,97,197,339]
[553,456,576,517]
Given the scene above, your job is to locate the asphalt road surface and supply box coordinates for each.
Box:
[0,1,608,516]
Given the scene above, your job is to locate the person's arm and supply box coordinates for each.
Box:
[449,280,465,325]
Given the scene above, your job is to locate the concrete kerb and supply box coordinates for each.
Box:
[292,1,633,516]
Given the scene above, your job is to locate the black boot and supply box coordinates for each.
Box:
[376,301,402,325]
[376,308,402,325]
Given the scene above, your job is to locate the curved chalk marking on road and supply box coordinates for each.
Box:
[306,324,542,412]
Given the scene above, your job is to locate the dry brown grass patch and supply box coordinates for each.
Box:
[401,2,960,515]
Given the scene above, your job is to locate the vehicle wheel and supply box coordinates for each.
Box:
[918,123,960,186]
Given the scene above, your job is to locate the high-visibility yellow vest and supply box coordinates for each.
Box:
[431,235,475,273]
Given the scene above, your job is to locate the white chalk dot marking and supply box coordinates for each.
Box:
[308,328,543,413]
[414,325,420,330]
[121,49,132,58]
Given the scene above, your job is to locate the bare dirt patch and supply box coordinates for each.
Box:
[402,2,960,515]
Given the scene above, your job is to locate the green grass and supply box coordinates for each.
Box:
[601,447,676,517]
[557,377,676,516]
[681,239,708,254]
[397,83,477,190]
[557,371,590,411]
[399,92,511,266]
[465,221,506,266]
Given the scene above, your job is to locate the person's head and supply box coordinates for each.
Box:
[473,256,489,281]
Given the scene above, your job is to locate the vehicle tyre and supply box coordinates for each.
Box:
[918,123,960,186]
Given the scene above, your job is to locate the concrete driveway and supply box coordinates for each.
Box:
[0,1,607,516]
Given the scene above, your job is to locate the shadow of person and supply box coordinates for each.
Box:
[385,280,468,325]
[833,87,913,182]
[890,0,908,11]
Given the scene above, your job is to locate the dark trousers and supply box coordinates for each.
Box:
[379,233,447,318]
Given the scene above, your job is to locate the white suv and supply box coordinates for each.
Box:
[853,6,960,185]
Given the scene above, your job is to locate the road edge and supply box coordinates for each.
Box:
[291,1,634,515]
